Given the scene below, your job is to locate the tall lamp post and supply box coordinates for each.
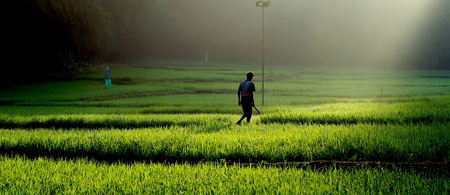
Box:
[256,1,270,106]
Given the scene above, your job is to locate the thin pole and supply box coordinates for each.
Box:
[262,6,265,106]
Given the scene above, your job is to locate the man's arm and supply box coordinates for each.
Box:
[251,96,255,107]
[237,90,241,105]
[251,83,255,106]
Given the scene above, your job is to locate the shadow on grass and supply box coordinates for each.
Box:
[1,152,449,175]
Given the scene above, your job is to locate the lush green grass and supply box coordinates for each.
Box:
[0,156,448,194]
[1,97,449,129]
[0,114,235,129]
[1,63,450,115]
[260,98,450,124]
[0,106,146,115]
[1,62,449,193]
[1,123,448,162]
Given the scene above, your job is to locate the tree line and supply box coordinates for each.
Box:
[2,0,449,86]
[2,0,166,85]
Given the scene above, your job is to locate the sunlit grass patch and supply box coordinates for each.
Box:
[0,156,448,194]
[1,123,448,163]
[260,98,450,124]
[0,114,236,129]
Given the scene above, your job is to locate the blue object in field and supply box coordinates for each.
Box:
[104,66,112,88]
[104,67,112,79]
[205,52,208,63]
[105,79,111,88]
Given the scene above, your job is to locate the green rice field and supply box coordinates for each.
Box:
[1,62,449,193]
[1,156,448,194]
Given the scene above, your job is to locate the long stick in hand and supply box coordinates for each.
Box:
[253,106,261,114]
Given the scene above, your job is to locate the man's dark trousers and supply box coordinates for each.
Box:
[240,96,253,123]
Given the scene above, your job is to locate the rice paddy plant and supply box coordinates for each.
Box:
[3,59,450,193]
[0,114,236,129]
[1,123,448,162]
[0,106,147,116]
[0,156,448,194]
[140,106,252,114]
[260,100,450,124]
[1,99,449,129]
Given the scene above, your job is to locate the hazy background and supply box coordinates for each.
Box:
[162,0,441,68]
[3,0,450,84]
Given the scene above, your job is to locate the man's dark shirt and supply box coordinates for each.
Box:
[239,80,255,95]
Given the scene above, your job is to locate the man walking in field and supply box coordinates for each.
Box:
[237,72,256,125]
[104,66,112,88]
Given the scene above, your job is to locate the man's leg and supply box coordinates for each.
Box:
[236,105,247,125]
[105,79,108,88]
[244,104,252,123]
[246,107,252,123]
[236,115,245,125]
[108,79,111,88]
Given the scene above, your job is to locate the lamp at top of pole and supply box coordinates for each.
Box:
[256,1,270,8]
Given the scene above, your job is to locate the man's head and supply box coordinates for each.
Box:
[246,72,254,81]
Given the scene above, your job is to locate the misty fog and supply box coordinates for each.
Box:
[3,0,450,82]
[155,0,445,68]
